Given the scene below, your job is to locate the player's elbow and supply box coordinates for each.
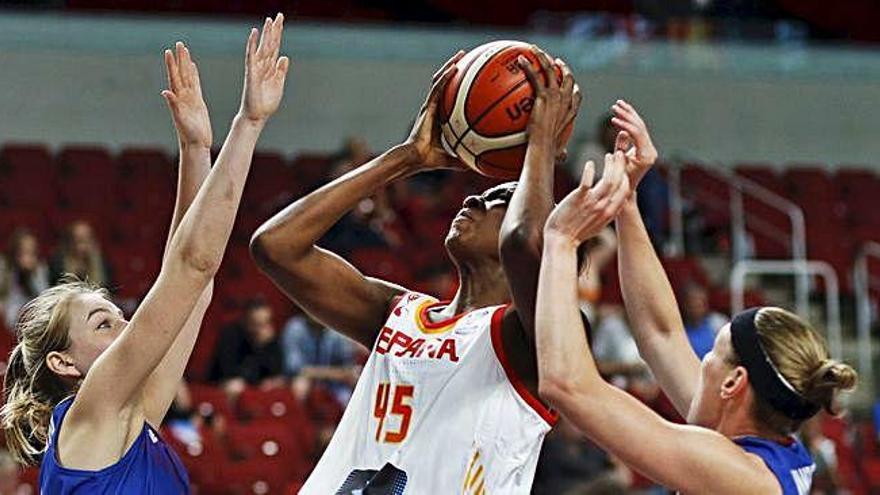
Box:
[538,373,581,409]
[172,241,221,279]
[250,226,298,270]
[249,229,275,269]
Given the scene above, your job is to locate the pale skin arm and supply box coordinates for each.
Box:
[60,14,289,467]
[141,42,215,428]
[611,100,701,416]
[536,155,779,494]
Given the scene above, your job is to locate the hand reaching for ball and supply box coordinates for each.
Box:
[611,99,657,194]
[517,47,582,163]
[402,50,468,172]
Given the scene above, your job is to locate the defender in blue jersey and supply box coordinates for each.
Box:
[530,97,857,495]
[0,16,290,494]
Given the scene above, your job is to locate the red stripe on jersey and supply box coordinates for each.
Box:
[489,306,559,427]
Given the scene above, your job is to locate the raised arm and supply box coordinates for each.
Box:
[141,42,215,427]
[250,52,464,349]
[536,155,778,495]
[611,100,701,416]
[499,48,580,337]
[69,15,289,424]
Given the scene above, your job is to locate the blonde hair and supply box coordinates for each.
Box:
[750,307,857,435]
[0,279,107,465]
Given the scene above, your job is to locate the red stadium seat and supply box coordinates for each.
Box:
[243,151,300,212]
[0,143,58,209]
[735,164,786,195]
[223,457,292,495]
[237,387,316,453]
[237,387,306,423]
[162,424,230,493]
[680,163,731,229]
[290,152,334,190]
[227,420,311,480]
[188,383,235,421]
[662,257,711,291]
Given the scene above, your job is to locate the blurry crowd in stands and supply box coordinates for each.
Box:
[0,115,877,493]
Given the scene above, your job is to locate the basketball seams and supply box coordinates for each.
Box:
[442,40,549,176]
[447,41,510,154]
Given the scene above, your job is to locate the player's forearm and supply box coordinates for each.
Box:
[500,134,556,251]
[164,143,212,261]
[617,198,685,345]
[617,197,699,414]
[167,115,261,277]
[536,232,602,405]
[251,144,417,263]
[147,141,213,426]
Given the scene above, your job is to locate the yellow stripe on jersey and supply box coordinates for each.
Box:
[414,299,460,335]
[462,449,487,495]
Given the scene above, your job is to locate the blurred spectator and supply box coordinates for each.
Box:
[533,415,613,494]
[48,220,113,287]
[320,156,402,254]
[0,448,23,495]
[801,414,840,493]
[578,227,617,320]
[163,381,203,446]
[209,298,285,397]
[636,167,669,250]
[0,229,49,329]
[874,400,880,443]
[680,283,727,359]
[282,314,359,407]
[333,136,373,167]
[592,304,647,384]
[572,112,617,183]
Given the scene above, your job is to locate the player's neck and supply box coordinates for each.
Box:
[716,406,790,444]
[439,267,510,318]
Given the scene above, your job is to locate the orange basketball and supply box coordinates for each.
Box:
[440,40,575,180]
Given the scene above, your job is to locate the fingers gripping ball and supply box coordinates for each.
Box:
[439,41,572,179]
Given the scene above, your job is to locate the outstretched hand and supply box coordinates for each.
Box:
[517,47,582,163]
[240,13,290,123]
[611,99,657,193]
[402,50,467,171]
[545,151,631,245]
[161,42,212,148]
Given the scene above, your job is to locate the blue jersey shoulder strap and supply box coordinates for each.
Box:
[734,436,815,495]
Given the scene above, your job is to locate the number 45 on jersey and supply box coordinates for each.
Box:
[373,382,414,443]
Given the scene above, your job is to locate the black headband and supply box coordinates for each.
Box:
[730,307,820,421]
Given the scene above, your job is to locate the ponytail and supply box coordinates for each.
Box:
[0,280,102,465]
[804,359,858,416]
[1,344,55,465]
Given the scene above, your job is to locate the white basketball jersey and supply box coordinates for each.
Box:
[300,292,556,494]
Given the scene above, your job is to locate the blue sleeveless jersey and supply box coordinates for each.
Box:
[734,436,815,495]
[40,397,190,494]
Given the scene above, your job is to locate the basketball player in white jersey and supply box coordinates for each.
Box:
[251,49,583,493]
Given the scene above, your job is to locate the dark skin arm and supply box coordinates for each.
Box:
[498,49,581,388]
[251,52,466,349]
